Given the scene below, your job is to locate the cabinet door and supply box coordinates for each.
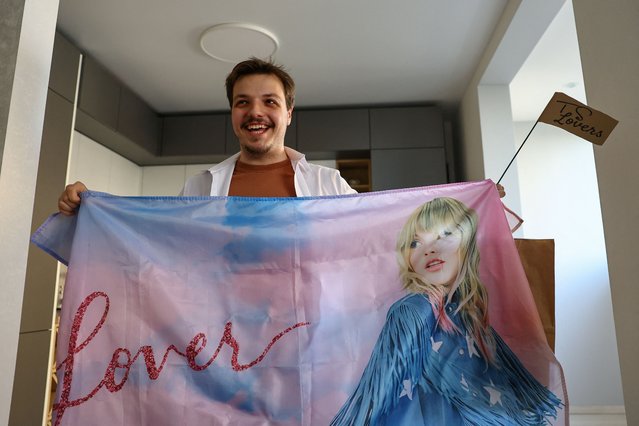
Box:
[78,56,121,129]
[118,86,161,155]
[297,109,369,152]
[371,148,447,191]
[336,159,371,192]
[370,106,444,149]
[225,112,297,154]
[162,114,226,156]
[48,33,81,103]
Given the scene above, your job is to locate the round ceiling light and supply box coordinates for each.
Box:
[200,23,279,63]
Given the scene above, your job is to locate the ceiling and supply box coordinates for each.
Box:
[56,0,511,114]
[55,1,580,120]
[509,0,585,121]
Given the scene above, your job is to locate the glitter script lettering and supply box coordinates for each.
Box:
[53,291,309,425]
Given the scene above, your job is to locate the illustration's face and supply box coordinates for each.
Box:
[231,73,292,158]
[409,226,462,291]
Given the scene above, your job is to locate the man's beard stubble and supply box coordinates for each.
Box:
[240,139,274,157]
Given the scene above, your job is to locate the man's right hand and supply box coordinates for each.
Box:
[58,181,88,216]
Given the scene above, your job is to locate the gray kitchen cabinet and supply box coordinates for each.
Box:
[76,52,162,162]
[78,56,121,129]
[48,33,81,103]
[296,109,369,152]
[370,106,444,149]
[371,148,447,191]
[162,114,226,156]
[117,86,161,155]
[336,159,371,192]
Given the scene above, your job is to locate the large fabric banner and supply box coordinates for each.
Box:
[33,180,568,425]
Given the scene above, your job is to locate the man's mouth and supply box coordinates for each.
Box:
[244,122,270,133]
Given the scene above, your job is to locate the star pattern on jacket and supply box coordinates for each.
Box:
[399,379,414,400]
[465,332,480,358]
[430,336,443,353]
[460,373,470,392]
[484,380,503,406]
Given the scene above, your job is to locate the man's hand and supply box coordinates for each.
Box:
[496,183,506,198]
[58,181,88,216]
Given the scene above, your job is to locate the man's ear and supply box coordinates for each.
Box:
[287,107,293,126]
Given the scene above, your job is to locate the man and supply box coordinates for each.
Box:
[58,58,505,214]
[181,58,356,197]
[58,58,355,215]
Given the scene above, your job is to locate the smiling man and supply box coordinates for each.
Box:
[231,72,292,161]
[58,58,504,213]
[58,58,355,214]
[180,58,356,198]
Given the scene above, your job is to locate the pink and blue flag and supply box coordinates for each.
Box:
[32,180,568,425]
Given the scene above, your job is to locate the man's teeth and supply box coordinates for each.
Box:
[247,124,268,130]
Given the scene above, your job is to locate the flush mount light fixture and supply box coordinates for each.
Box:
[200,23,279,63]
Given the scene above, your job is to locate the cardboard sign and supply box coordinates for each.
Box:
[538,92,618,145]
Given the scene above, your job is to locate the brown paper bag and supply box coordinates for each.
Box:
[514,239,555,351]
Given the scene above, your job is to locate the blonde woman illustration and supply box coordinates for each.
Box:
[331,197,561,425]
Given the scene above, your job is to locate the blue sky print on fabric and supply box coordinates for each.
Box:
[220,198,305,266]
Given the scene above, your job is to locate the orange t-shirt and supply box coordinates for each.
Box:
[228,159,296,197]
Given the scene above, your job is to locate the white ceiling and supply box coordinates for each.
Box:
[55,1,580,120]
[56,0,511,114]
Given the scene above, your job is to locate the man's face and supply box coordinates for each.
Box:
[231,74,292,159]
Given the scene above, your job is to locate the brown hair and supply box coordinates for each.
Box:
[225,57,295,110]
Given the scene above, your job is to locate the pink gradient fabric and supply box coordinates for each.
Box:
[32,180,567,425]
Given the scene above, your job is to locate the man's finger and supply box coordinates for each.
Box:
[58,200,78,216]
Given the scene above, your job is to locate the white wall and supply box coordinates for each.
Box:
[507,0,624,410]
[514,122,623,406]
[68,131,213,195]
[477,84,523,228]
[68,131,142,194]
[0,1,59,423]
[459,1,627,422]
[572,2,639,423]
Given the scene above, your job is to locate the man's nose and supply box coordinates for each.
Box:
[248,103,265,117]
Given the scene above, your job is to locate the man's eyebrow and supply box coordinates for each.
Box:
[233,93,283,100]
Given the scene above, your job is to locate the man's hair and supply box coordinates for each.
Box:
[225,57,295,110]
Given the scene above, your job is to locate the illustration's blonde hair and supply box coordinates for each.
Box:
[396,197,495,362]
